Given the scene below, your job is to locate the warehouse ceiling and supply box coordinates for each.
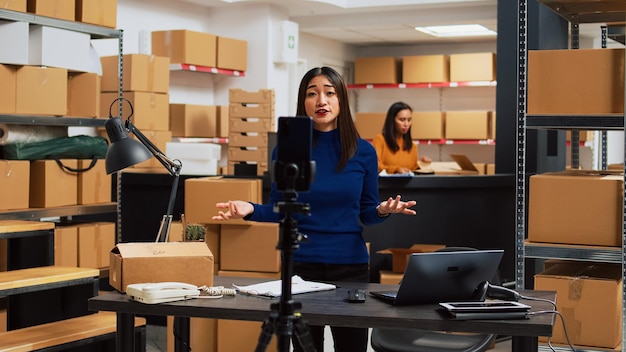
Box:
[177,0,615,46]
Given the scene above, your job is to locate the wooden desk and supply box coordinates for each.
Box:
[88,276,556,352]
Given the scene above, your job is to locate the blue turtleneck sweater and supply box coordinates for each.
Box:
[247,128,387,264]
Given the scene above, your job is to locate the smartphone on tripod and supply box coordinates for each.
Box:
[272,116,315,193]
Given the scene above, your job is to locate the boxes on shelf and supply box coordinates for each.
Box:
[77,222,115,269]
[217,36,247,72]
[220,222,280,273]
[54,225,78,267]
[184,177,263,225]
[27,0,75,22]
[29,25,91,72]
[449,52,496,82]
[229,103,274,119]
[444,111,492,140]
[101,54,170,93]
[169,104,218,137]
[16,66,67,116]
[528,48,625,114]
[75,0,117,28]
[77,159,111,205]
[0,20,29,65]
[354,56,399,84]
[227,146,267,163]
[229,88,274,104]
[228,132,268,147]
[67,72,100,118]
[109,241,214,292]
[216,105,229,138]
[377,244,446,273]
[165,142,220,175]
[528,170,623,247]
[354,112,385,140]
[29,159,78,208]
[151,29,217,68]
[100,92,169,131]
[1,0,26,12]
[0,160,29,211]
[411,111,445,140]
[535,262,622,349]
[228,117,274,133]
[402,55,449,83]
[0,64,16,114]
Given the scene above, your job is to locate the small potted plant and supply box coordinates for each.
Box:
[181,214,206,242]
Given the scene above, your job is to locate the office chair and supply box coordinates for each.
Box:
[370,247,499,352]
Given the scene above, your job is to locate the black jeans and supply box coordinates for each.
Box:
[291,262,370,352]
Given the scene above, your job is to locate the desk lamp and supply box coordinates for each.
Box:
[104,98,182,243]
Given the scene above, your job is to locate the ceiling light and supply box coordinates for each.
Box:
[415,24,496,38]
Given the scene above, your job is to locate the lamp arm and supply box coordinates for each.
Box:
[125,120,182,243]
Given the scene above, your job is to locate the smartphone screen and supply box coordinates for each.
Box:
[273,116,314,192]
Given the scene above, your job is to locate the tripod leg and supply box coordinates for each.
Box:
[293,316,317,352]
[255,316,276,352]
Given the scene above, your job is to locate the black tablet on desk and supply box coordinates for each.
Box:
[439,300,531,320]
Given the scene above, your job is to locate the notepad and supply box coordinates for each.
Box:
[233,275,336,297]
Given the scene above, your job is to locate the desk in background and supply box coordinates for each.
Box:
[89,276,555,352]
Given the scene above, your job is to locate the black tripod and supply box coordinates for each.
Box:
[255,189,317,352]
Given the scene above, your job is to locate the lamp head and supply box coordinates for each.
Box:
[104,116,152,174]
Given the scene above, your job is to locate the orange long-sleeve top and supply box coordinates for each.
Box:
[371,134,418,174]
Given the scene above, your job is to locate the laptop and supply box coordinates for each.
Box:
[450,154,479,172]
[370,249,504,306]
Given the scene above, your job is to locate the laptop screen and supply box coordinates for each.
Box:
[392,249,503,306]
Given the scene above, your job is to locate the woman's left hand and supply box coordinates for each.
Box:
[377,195,417,216]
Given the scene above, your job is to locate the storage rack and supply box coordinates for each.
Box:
[0,8,123,231]
[515,1,626,351]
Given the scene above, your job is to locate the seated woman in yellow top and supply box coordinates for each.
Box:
[372,101,431,174]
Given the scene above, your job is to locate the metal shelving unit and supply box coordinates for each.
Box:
[516,1,626,351]
[0,8,123,226]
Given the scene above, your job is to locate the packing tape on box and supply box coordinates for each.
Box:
[0,124,67,145]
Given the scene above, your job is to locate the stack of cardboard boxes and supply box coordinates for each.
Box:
[227,88,275,176]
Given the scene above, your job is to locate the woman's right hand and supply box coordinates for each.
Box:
[212,200,254,221]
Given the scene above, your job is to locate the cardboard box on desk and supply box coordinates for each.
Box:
[535,262,622,349]
[109,242,214,293]
[377,244,445,273]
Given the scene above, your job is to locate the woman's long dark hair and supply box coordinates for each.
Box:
[382,101,413,152]
[296,66,359,172]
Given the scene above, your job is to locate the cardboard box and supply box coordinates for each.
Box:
[229,89,274,104]
[228,132,268,147]
[75,0,117,28]
[402,55,449,83]
[228,117,274,133]
[379,270,403,284]
[29,159,78,208]
[229,103,274,119]
[216,105,229,137]
[354,112,385,140]
[528,170,623,246]
[167,316,217,352]
[411,111,445,140]
[109,242,214,292]
[355,57,399,84]
[445,111,492,140]
[167,223,220,264]
[535,262,622,348]
[27,0,74,21]
[16,66,67,116]
[54,225,78,267]
[169,104,217,137]
[377,244,446,273]
[227,146,267,163]
[216,36,247,72]
[151,29,217,68]
[0,160,29,211]
[77,159,111,205]
[0,64,16,114]
[101,54,170,93]
[1,0,26,11]
[220,223,280,273]
[217,270,280,279]
[450,52,496,82]
[217,319,277,352]
[78,222,115,269]
[67,72,100,117]
[185,177,262,225]
[0,20,29,65]
[528,48,624,114]
[29,25,91,72]
[100,92,169,130]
